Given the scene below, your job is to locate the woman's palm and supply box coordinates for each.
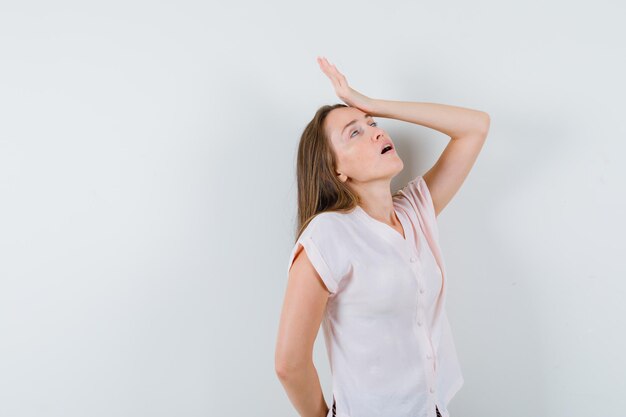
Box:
[317,56,374,113]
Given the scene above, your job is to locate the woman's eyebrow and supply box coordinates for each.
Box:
[342,113,373,135]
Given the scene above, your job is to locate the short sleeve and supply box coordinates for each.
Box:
[398,175,438,229]
[286,214,347,294]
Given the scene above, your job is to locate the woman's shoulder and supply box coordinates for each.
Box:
[300,208,356,238]
[311,207,356,223]
[394,175,440,235]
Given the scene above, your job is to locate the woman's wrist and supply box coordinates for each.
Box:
[366,97,387,118]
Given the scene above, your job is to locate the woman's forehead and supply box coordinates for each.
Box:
[327,107,368,139]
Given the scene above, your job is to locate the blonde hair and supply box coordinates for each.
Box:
[293,103,361,242]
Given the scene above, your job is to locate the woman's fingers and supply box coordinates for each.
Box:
[319,62,341,89]
[317,57,349,90]
[327,62,344,82]
[316,56,373,111]
[318,57,336,79]
[318,57,338,76]
[317,56,360,106]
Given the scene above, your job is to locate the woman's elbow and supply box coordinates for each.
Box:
[275,355,307,380]
[275,343,309,377]
[480,112,491,137]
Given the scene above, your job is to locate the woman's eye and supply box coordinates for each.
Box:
[350,122,377,138]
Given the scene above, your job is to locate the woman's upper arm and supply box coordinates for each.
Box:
[275,244,330,375]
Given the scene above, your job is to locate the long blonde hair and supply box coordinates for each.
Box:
[293,103,361,242]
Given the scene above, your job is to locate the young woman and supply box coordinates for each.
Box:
[275,57,490,417]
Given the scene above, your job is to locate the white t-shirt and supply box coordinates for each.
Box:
[287,176,464,417]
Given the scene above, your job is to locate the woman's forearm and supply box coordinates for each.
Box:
[369,99,490,139]
[276,361,329,417]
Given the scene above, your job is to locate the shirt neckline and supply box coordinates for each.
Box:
[354,204,410,244]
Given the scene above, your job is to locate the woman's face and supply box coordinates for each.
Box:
[324,106,403,184]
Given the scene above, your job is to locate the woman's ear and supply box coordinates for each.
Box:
[336,172,348,183]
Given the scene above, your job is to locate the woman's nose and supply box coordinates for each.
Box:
[372,130,384,141]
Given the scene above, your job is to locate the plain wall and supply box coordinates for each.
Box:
[1,1,625,416]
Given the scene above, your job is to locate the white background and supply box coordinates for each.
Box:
[1,1,625,416]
